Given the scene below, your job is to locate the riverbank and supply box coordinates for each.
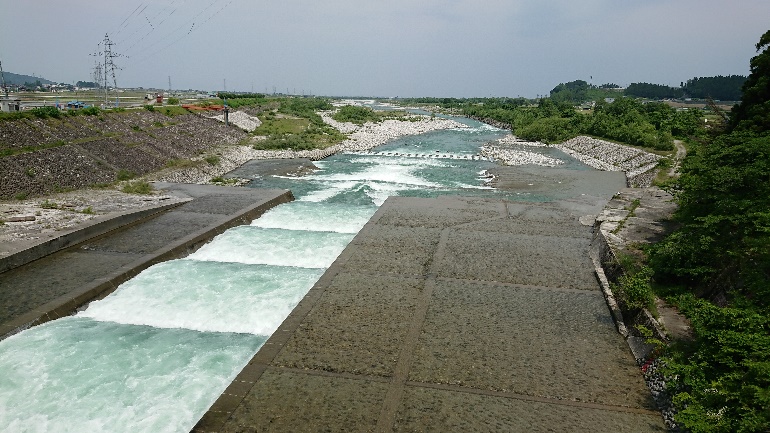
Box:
[148,113,465,184]
[0,112,464,247]
[483,134,663,187]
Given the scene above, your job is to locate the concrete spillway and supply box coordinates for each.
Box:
[195,192,665,432]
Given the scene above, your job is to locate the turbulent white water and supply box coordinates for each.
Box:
[0,117,564,432]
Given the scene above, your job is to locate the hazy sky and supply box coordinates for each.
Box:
[1,0,768,97]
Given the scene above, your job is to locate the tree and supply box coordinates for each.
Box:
[625,82,684,99]
[684,75,747,101]
[729,30,770,133]
[549,79,592,104]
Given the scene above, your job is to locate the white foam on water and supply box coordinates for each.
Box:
[0,317,262,433]
[251,201,376,234]
[351,155,451,168]
[80,261,323,335]
[187,226,354,268]
[298,180,358,203]
[309,163,440,188]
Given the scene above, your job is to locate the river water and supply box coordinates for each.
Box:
[0,116,591,432]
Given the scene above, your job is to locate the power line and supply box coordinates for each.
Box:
[127,0,235,66]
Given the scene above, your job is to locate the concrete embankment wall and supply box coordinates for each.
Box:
[0,185,293,340]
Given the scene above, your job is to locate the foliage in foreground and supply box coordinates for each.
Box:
[664,296,770,433]
[647,29,770,432]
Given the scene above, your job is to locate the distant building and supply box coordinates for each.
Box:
[1,97,21,112]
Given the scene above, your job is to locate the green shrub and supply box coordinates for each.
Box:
[612,266,655,312]
[30,106,61,119]
[332,105,380,125]
[204,155,220,166]
[81,106,100,116]
[167,97,180,105]
[664,296,770,432]
[144,104,155,112]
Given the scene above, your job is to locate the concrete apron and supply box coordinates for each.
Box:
[195,194,666,432]
[0,184,293,341]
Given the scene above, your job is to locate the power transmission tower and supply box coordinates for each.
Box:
[92,61,103,89]
[168,76,172,93]
[0,59,8,98]
[91,34,123,106]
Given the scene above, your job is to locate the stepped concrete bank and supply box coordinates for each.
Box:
[0,184,292,340]
[194,167,666,432]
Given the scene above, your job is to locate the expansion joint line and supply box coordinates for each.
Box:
[373,228,451,432]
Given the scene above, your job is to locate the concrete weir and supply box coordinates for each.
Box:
[0,184,293,340]
[194,193,667,432]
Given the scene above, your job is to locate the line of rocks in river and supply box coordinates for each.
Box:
[480,135,564,167]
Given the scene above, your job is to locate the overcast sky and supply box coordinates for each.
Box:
[1,0,768,97]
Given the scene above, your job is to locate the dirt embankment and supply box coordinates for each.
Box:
[0,110,247,199]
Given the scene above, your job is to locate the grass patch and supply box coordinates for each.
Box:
[1,140,69,158]
[81,206,94,215]
[39,199,59,209]
[252,117,310,136]
[204,155,220,166]
[121,180,153,195]
[160,106,190,117]
[210,176,239,185]
[116,169,136,181]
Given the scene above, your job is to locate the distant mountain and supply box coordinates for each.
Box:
[1,71,55,86]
